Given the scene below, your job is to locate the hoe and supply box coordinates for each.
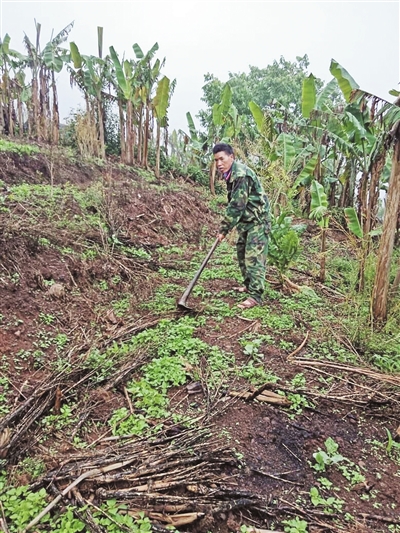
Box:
[177,238,219,311]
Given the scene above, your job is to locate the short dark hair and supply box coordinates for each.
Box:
[212,143,234,155]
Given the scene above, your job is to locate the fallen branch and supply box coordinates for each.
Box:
[23,457,138,532]
[291,358,400,388]
[287,331,309,361]
[230,389,290,406]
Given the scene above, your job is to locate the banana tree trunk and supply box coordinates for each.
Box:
[372,138,400,323]
[137,104,143,165]
[155,120,161,178]
[17,95,23,137]
[51,70,59,144]
[118,99,126,162]
[96,94,106,159]
[143,103,150,168]
[125,99,133,165]
[39,66,49,141]
[357,170,368,234]
[30,75,40,138]
[318,226,327,282]
[7,90,14,136]
[0,83,5,134]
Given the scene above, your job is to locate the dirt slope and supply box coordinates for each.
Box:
[0,148,400,533]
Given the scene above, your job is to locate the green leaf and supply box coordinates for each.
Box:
[69,42,82,68]
[132,43,144,59]
[309,180,329,227]
[315,78,338,110]
[310,180,328,211]
[0,34,11,53]
[345,111,368,140]
[344,207,363,238]
[220,82,232,115]
[276,132,297,171]
[109,46,129,97]
[42,43,63,72]
[292,153,319,189]
[249,100,264,133]
[329,59,359,102]
[152,76,170,120]
[97,26,103,58]
[186,112,198,141]
[302,74,316,118]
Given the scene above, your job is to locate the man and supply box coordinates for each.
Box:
[213,143,270,309]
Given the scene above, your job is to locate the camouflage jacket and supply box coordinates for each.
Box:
[219,161,270,235]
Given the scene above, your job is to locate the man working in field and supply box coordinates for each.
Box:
[213,143,270,309]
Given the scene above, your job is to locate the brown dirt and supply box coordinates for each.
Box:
[0,148,400,533]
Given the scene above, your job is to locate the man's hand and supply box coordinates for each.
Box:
[217,233,225,242]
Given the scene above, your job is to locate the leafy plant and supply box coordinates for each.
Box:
[309,486,344,514]
[312,437,345,472]
[108,408,149,437]
[39,312,55,325]
[311,437,366,485]
[285,392,313,418]
[282,516,308,533]
[52,507,86,533]
[268,211,302,281]
[42,404,78,432]
[92,501,152,532]
[0,377,10,415]
[237,362,279,385]
[0,482,50,531]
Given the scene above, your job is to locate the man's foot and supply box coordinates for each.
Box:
[237,297,259,309]
[232,286,248,293]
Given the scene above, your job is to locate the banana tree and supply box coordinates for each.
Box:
[109,46,139,164]
[329,59,389,235]
[151,75,170,178]
[331,60,400,322]
[309,179,330,282]
[41,22,73,143]
[208,82,244,192]
[300,72,362,212]
[133,42,164,167]
[69,33,108,158]
[343,206,372,292]
[268,210,301,288]
[0,34,27,136]
[23,21,73,142]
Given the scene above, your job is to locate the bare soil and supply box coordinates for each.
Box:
[0,149,399,533]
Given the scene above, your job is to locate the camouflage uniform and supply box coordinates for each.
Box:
[219,161,270,304]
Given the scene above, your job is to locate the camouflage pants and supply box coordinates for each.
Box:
[236,222,269,304]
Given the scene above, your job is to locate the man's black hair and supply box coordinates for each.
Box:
[212,143,234,155]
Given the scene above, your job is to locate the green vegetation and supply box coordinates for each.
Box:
[0,139,40,155]
[0,38,399,531]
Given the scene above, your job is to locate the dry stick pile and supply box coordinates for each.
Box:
[0,311,174,462]
[24,426,265,532]
[290,357,400,407]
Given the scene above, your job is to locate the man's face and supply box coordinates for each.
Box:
[214,151,234,174]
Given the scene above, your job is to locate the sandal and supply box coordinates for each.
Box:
[232,286,248,293]
[237,297,259,310]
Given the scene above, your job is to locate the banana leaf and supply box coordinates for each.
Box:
[302,74,316,118]
[330,59,359,103]
[344,207,363,238]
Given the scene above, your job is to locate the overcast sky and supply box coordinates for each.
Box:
[1,0,399,132]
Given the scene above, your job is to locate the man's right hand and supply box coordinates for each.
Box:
[217,233,225,242]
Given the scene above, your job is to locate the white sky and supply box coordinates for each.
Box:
[1,0,399,133]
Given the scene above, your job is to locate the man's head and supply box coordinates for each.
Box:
[213,143,234,174]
